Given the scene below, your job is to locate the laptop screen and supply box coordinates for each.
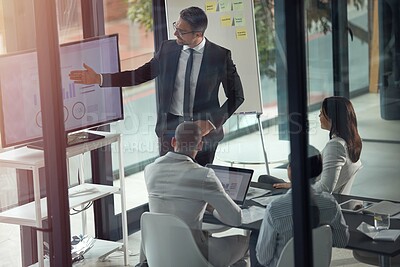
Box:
[207,164,254,205]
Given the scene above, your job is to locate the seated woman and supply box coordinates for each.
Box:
[274,96,362,194]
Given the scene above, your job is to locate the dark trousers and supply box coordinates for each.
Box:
[249,230,263,267]
[158,113,218,166]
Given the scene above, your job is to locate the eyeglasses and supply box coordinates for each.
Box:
[173,22,195,36]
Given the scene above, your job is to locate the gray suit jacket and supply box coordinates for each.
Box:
[144,152,242,255]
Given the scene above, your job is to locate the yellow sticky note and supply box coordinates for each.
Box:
[219,0,232,12]
[236,28,248,40]
[205,1,218,13]
[233,0,244,11]
[220,15,232,27]
[234,14,245,26]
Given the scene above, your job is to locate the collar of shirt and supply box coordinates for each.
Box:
[183,37,206,54]
[167,151,197,163]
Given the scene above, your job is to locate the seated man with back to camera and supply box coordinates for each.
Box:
[144,121,249,267]
[251,145,349,267]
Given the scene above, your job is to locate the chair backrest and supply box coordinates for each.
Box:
[339,165,362,195]
[141,212,213,267]
[340,174,356,195]
[276,224,333,267]
[336,163,363,194]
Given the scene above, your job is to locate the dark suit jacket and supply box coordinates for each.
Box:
[102,39,244,142]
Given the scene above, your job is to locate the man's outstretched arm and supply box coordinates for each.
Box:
[69,63,101,85]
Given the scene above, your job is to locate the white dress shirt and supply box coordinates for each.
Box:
[169,38,206,117]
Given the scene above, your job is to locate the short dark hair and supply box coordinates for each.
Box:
[180,6,208,34]
[288,145,322,179]
[174,121,202,152]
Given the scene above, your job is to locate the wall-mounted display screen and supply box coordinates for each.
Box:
[0,34,123,148]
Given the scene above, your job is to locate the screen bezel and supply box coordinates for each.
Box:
[60,34,123,136]
[0,49,41,148]
[0,34,123,148]
[206,164,254,205]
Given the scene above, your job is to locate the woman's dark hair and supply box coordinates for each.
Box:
[180,6,208,34]
[322,96,362,162]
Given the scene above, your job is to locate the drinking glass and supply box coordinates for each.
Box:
[374,213,390,230]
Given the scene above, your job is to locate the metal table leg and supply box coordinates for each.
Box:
[379,255,391,267]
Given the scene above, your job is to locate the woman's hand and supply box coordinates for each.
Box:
[273,182,292,189]
[206,204,215,213]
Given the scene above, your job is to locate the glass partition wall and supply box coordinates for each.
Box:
[1,0,400,266]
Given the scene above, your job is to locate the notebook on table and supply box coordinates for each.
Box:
[362,200,400,216]
[206,164,254,206]
[357,222,400,241]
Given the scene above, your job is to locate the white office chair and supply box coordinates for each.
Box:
[276,224,333,267]
[338,165,362,195]
[141,212,214,267]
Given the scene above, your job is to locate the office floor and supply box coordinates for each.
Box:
[0,93,399,266]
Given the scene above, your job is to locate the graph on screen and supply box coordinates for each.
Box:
[0,34,123,147]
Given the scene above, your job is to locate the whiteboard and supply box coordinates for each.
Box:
[165,0,263,114]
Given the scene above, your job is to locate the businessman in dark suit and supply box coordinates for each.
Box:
[69,6,244,166]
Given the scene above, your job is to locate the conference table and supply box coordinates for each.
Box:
[203,184,400,267]
[335,194,400,267]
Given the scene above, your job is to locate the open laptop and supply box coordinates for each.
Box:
[206,164,254,206]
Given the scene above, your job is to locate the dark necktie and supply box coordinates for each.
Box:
[184,48,194,121]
